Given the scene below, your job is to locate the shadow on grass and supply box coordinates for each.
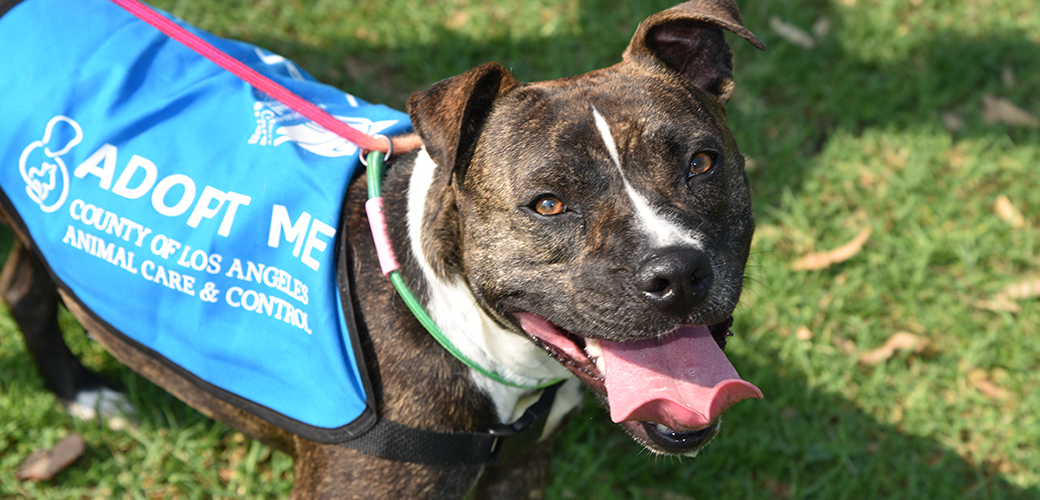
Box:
[727,0,1040,213]
[549,350,1040,499]
[0,325,284,497]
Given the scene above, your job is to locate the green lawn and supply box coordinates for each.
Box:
[2,0,1039,498]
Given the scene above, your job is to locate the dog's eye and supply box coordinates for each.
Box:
[534,196,566,216]
[688,152,715,177]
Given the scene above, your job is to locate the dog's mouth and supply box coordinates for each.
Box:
[515,312,762,454]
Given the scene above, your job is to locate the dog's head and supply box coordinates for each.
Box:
[407,0,765,455]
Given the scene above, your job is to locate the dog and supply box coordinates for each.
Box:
[0,0,764,497]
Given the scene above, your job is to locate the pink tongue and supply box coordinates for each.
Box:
[601,325,762,431]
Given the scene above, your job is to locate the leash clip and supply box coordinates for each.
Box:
[360,134,393,166]
[485,382,562,464]
[486,412,538,466]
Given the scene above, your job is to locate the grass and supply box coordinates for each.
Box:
[2,0,1039,498]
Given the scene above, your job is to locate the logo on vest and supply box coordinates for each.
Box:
[248,100,398,158]
[19,116,81,212]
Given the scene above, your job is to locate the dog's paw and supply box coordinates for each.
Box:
[66,387,139,430]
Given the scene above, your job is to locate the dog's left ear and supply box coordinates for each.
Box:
[623,0,765,102]
[407,62,520,184]
[406,63,520,278]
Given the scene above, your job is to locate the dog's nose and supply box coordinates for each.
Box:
[635,247,713,315]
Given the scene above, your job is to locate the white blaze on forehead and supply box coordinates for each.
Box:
[593,106,623,169]
[591,107,702,249]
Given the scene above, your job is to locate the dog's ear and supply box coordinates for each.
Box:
[623,0,765,102]
[406,62,519,279]
[407,62,519,184]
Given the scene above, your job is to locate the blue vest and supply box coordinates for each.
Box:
[0,0,412,441]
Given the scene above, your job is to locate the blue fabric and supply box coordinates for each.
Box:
[0,0,411,429]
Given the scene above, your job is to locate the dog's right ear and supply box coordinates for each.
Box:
[407,62,519,185]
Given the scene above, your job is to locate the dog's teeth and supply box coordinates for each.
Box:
[655,423,672,433]
[583,338,607,373]
[585,338,602,359]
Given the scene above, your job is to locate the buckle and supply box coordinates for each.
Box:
[485,382,562,464]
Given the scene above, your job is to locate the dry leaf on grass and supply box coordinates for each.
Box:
[858,332,928,365]
[442,10,470,31]
[994,195,1027,228]
[972,278,1040,314]
[792,227,872,271]
[968,368,1012,400]
[769,16,815,49]
[997,279,1040,301]
[973,378,1011,400]
[943,112,965,132]
[832,335,857,355]
[762,477,793,499]
[16,434,85,481]
[219,468,238,483]
[1002,65,1016,88]
[981,94,1039,127]
[811,17,831,38]
[972,298,1022,314]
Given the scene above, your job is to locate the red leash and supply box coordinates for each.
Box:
[110,0,421,156]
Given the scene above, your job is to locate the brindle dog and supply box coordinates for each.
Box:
[2,0,764,498]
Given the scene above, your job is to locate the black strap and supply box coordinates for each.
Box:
[0,0,24,19]
[341,382,561,465]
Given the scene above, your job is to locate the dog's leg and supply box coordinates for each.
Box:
[0,240,121,416]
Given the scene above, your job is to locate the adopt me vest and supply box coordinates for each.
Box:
[0,0,413,442]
